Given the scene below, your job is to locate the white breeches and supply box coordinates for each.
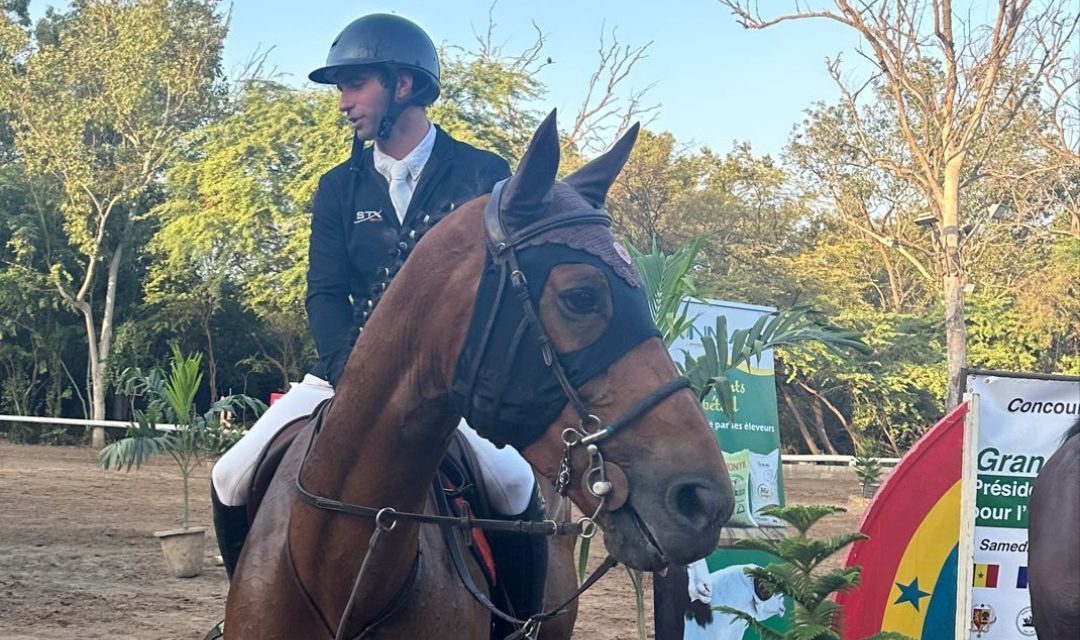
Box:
[210,374,536,515]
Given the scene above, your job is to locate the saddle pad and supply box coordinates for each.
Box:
[246,413,314,524]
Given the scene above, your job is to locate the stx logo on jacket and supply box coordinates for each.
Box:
[354,210,384,224]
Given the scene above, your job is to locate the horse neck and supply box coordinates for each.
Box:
[303,208,483,513]
[291,207,483,628]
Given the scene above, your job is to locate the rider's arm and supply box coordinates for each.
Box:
[306,172,357,387]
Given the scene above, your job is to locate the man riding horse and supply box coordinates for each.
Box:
[209,12,548,631]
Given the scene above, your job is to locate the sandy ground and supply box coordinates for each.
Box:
[0,444,867,639]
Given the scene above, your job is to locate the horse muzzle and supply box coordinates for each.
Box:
[597,470,734,570]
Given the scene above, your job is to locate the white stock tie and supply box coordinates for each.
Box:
[388,161,412,224]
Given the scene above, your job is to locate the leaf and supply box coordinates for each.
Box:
[576,536,591,586]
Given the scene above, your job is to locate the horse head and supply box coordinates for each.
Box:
[422,111,734,570]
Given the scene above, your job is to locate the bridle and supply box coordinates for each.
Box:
[475,178,692,518]
[293,181,692,639]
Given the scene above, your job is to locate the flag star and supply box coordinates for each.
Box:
[894,577,932,612]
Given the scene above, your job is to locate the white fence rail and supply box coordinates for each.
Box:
[0,414,179,432]
[1,415,902,465]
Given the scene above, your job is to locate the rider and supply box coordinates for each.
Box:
[209,12,548,625]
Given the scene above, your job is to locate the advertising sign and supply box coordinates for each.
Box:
[963,372,1079,639]
[655,300,791,640]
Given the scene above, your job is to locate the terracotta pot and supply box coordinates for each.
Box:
[154,526,207,578]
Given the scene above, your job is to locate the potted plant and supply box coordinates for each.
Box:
[853,450,885,498]
[99,345,264,577]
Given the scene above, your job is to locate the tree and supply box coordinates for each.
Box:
[717,0,1079,407]
[606,129,714,248]
[148,80,342,391]
[433,8,656,165]
[0,0,228,445]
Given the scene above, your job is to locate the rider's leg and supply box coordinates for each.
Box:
[211,485,248,580]
[209,374,334,579]
[487,484,549,622]
[211,374,334,506]
[458,421,548,621]
[457,421,535,515]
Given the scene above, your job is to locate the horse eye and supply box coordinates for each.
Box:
[560,289,598,315]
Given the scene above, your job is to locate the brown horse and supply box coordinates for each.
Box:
[1028,416,1080,640]
[224,112,733,639]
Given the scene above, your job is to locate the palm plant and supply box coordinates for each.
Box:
[99,344,265,528]
[627,237,870,415]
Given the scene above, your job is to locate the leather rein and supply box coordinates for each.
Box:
[292,182,692,639]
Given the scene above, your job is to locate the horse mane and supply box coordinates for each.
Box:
[1065,416,1080,443]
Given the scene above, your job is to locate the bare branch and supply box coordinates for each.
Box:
[562,23,657,154]
[716,1,853,29]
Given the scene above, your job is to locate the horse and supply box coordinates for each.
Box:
[1028,416,1080,640]
[224,111,734,639]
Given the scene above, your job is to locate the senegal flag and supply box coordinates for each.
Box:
[972,563,999,588]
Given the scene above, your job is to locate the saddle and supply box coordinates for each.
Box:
[245,405,501,586]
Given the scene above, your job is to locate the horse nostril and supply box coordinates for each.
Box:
[668,480,724,528]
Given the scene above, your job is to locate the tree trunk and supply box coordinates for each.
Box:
[944,271,968,408]
[809,397,839,455]
[780,387,821,454]
[75,300,106,448]
[202,314,217,402]
[88,239,126,447]
[941,158,968,408]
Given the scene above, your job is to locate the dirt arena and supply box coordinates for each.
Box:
[0,444,868,639]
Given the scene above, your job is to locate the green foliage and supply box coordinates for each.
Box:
[100,345,265,527]
[628,237,869,421]
[625,237,705,346]
[715,505,910,640]
[779,310,947,453]
[681,307,869,420]
[0,0,1074,468]
[0,0,229,420]
[430,45,543,163]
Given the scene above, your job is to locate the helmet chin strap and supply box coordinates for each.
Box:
[376,68,405,140]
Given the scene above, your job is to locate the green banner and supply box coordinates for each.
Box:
[656,299,792,640]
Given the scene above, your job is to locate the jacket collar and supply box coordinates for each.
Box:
[349,124,455,173]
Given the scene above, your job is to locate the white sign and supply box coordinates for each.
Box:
[965,372,1079,639]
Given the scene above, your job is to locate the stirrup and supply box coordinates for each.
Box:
[202,620,224,640]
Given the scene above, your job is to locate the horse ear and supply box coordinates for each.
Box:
[501,109,560,224]
[563,123,640,208]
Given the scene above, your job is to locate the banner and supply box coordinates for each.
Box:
[836,403,967,639]
[655,300,791,640]
[964,372,1079,639]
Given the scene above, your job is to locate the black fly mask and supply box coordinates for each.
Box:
[450,112,662,449]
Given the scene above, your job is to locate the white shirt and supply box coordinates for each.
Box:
[372,122,436,224]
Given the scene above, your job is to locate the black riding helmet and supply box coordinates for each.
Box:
[309,14,441,137]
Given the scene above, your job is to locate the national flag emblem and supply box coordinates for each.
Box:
[973,563,1000,588]
[1016,566,1029,589]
